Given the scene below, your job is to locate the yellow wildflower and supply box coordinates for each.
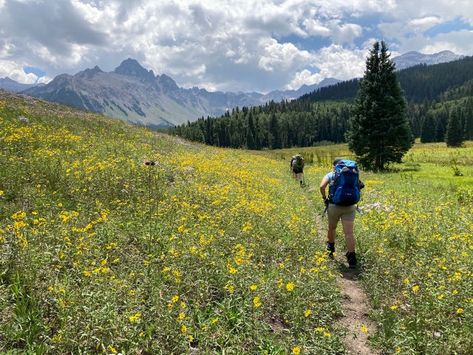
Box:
[286,282,295,292]
[12,210,26,220]
[224,282,235,294]
[128,312,141,323]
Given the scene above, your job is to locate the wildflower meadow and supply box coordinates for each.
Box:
[0,93,342,354]
[0,92,472,354]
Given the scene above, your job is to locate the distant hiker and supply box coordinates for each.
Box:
[18,115,29,124]
[290,154,305,186]
[320,158,364,268]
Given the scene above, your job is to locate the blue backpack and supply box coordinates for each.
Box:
[329,160,361,206]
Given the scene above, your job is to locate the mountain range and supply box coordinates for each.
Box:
[392,50,463,70]
[0,50,463,127]
[0,77,40,92]
[19,59,338,127]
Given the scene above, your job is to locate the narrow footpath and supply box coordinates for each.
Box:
[306,187,378,355]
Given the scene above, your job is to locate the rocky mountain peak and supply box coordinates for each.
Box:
[393,50,463,70]
[114,58,155,81]
[75,65,104,79]
[157,73,179,91]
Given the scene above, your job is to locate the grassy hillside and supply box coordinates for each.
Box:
[0,92,343,353]
[1,92,472,354]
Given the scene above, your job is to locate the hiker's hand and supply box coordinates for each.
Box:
[324,198,329,208]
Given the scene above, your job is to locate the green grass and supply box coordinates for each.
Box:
[294,142,473,354]
[0,93,344,354]
[1,92,472,354]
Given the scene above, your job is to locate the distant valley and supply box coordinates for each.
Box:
[0,50,464,127]
[16,59,338,127]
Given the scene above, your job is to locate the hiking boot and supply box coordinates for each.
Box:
[326,242,335,259]
[346,252,357,269]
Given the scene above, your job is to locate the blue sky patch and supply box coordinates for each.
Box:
[24,66,46,77]
[425,18,473,37]
[276,34,332,52]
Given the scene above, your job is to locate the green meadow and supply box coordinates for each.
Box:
[1,93,472,354]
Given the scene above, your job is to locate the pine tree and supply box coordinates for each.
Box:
[420,113,436,143]
[435,106,449,142]
[268,113,281,149]
[346,41,413,171]
[446,109,464,147]
[464,99,473,140]
[246,112,256,149]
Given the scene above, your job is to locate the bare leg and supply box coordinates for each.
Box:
[342,219,355,252]
[327,222,337,243]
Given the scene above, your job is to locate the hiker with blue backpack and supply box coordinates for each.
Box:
[319,158,364,268]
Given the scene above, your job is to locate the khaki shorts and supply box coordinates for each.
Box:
[327,203,356,226]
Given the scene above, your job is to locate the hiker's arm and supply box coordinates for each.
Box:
[320,176,329,201]
[359,180,365,190]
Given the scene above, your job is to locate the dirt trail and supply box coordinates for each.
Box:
[307,187,378,355]
[335,262,378,355]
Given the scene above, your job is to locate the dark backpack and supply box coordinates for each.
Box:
[329,160,360,206]
[292,155,304,170]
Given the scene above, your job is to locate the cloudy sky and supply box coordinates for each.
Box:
[1,0,473,92]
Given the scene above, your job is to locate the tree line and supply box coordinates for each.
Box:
[169,53,473,150]
[170,102,352,149]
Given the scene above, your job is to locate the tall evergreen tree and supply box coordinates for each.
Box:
[420,113,436,143]
[446,109,464,147]
[346,41,413,171]
[246,112,256,149]
[464,100,473,140]
[268,113,281,149]
[435,106,449,141]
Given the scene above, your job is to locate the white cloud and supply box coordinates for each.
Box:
[378,21,410,40]
[408,16,443,31]
[391,0,473,23]
[1,0,472,93]
[36,75,52,84]
[330,22,363,44]
[313,0,396,18]
[312,44,367,80]
[286,44,367,89]
[303,19,331,37]
[70,0,105,24]
[258,39,311,72]
[420,30,473,55]
[0,60,40,84]
[287,69,323,90]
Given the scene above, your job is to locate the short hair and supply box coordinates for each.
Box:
[333,158,342,166]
